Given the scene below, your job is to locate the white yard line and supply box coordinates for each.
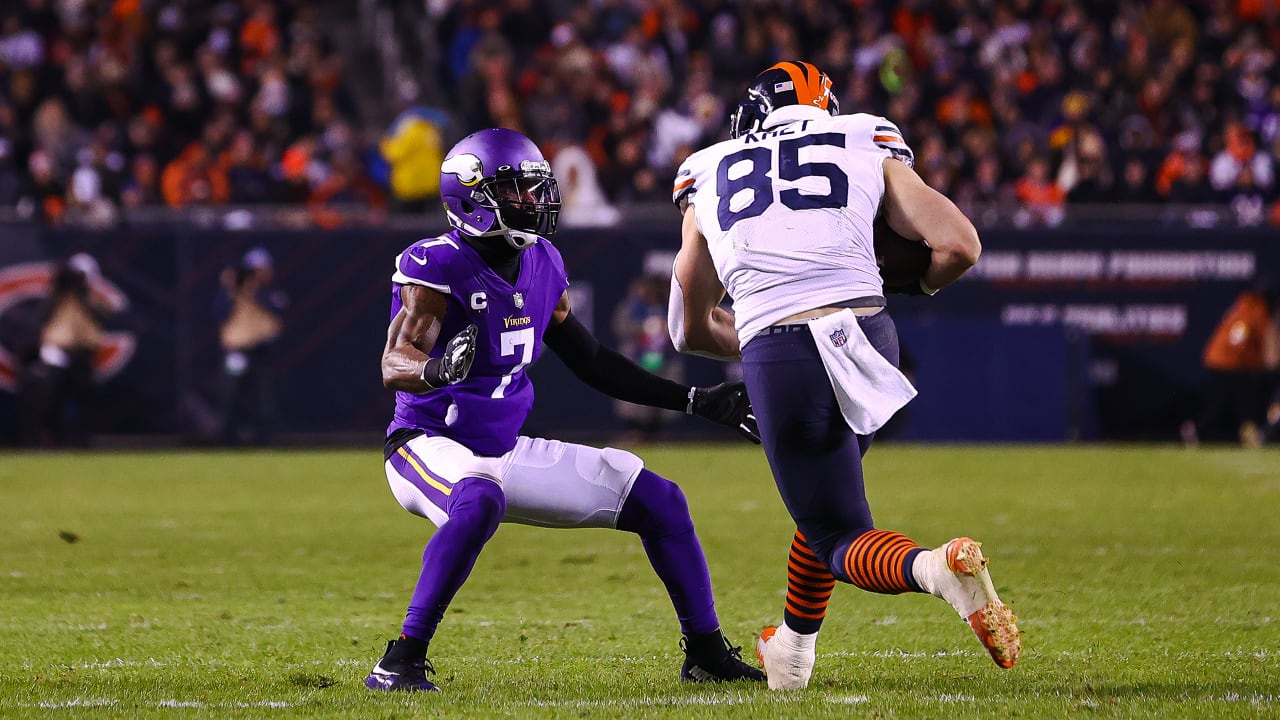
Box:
[32,698,118,709]
[512,692,789,709]
[16,699,296,710]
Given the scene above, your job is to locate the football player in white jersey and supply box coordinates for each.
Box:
[668,61,1020,690]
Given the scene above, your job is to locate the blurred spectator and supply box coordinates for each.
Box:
[1014,156,1065,227]
[121,154,162,209]
[19,254,115,447]
[1113,156,1160,204]
[162,143,229,208]
[213,247,287,446]
[222,131,273,205]
[552,144,620,228]
[1060,128,1113,204]
[379,83,452,214]
[308,149,386,227]
[1182,279,1280,448]
[23,149,65,223]
[611,274,683,444]
[1210,124,1274,196]
[1167,154,1215,205]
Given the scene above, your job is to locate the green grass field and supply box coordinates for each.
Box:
[1,445,1277,719]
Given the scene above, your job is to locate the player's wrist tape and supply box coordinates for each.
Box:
[686,386,698,415]
[420,358,444,389]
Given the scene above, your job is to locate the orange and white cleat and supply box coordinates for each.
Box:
[755,624,816,690]
[918,537,1021,669]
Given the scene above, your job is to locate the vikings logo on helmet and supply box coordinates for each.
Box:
[442,153,484,187]
[438,129,562,250]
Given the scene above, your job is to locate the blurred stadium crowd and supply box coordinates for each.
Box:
[0,0,377,226]
[3,0,1280,228]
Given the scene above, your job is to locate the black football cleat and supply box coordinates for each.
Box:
[365,640,440,692]
[679,633,766,683]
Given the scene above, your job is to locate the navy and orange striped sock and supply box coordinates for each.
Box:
[837,529,925,594]
[783,531,836,635]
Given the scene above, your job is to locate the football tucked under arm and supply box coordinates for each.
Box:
[874,219,935,295]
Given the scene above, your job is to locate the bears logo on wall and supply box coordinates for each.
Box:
[0,262,136,393]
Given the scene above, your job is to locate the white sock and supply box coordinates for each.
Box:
[778,621,818,653]
[910,547,941,596]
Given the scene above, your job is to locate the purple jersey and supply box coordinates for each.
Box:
[387,230,569,456]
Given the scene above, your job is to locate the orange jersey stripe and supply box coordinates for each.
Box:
[873,134,903,144]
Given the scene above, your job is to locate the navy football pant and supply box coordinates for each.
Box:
[740,311,900,574]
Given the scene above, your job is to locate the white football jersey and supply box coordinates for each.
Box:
[673,106,914,345]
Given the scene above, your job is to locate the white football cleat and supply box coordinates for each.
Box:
[915,537,1021,668]
[755,624,816,690]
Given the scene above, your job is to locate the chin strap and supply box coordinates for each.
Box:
[504,230,538,249]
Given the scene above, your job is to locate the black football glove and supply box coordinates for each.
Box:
[687,381,761,444]
[421,324,478,388]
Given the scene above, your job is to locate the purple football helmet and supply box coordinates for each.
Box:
[439,128,561,249]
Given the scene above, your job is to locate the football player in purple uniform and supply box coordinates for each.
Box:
[364,128,765,692]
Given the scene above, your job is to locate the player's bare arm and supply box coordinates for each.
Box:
[382,285,477,392]
[545,288,759,442]
[881,158,981,292]
[670,206,740,359]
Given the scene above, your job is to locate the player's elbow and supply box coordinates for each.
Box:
[955,223,982,269]
[381,356,412,391]
[936,220,981,271]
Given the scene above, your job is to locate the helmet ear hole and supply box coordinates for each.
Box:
[461,200,475,214]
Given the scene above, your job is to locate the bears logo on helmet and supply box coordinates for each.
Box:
[730,61,841,139]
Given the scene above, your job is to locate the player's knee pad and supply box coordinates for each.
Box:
[599,446,644,481]
[449,477,506,539]
[618,469,694,538]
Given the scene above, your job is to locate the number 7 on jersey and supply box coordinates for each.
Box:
[492,327,535,399]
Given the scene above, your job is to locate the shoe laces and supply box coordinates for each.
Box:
[681,635,746,665]
[383,641,436,676]
[724,641,746,663]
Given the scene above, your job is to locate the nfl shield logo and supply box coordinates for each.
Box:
[512,292,524,309]
[829,328,848,347]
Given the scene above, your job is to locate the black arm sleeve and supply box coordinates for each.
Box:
[543,311,690,412]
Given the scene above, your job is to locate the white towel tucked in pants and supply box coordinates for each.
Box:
[807,309,917,435]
